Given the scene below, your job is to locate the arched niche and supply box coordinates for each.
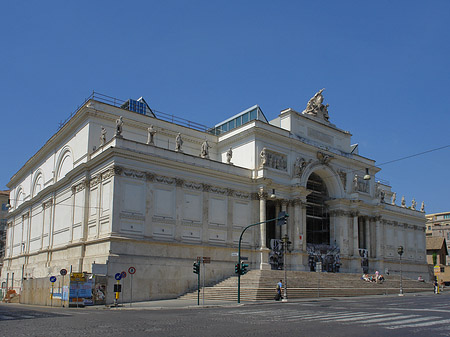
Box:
[32,171,44,197]
[56,147,74,181]
[15,186,24,208]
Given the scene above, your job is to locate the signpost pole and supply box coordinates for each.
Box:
[51,283,54,307]
[202,258,205,306]
[130,274,133,307]
[62,275,65,307]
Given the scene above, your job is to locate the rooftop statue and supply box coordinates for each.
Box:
[175,133,183,152]
[100,126,107,146]
[226,147,233,164]
[303,88,330,121]
[147,125,156,145]
[200,139,211,158]
[115,116,123,137]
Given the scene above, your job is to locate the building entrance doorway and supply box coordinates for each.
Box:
[306,173,340,272]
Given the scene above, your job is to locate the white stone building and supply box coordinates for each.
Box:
[1,91,428,302]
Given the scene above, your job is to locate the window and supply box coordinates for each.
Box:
[1,204,7,211]
[444,214,450,219]
[428,226,431,231]
[242,112,249,124]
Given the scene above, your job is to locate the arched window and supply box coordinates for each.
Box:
[15,187,24,208]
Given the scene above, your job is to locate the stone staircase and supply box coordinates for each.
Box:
[179,270,432,301]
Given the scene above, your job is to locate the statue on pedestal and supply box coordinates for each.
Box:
[147,125,156,145]
[226,147,233,164]
[391,192,396,205]
[115,116,123,137]
[100,126,107,146]
[200,139,211,158]
[175,133,183,152]
[303,88,330,121]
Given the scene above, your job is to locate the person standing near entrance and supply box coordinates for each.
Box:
[275,280,283,301]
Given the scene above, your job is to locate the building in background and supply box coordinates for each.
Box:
[1,91,428,303]
[0,190,9,273]
[426,212,450,265]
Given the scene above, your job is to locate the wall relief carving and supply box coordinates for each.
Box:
[259,148,287,171]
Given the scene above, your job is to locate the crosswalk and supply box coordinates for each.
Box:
[0,310,61,321]
[225,308,450,332]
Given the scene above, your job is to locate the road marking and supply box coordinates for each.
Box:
[388,318,450,329]
[0,315,15,320]
[362,314,417,324]
[378,316,437,326]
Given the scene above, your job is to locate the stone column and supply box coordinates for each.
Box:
[352,213,359,257]
[365,216,370,256]
[258,189,267,248]
[293,198,303,250]
[258,189,270,270]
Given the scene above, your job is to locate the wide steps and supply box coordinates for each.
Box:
[179,270,432,301]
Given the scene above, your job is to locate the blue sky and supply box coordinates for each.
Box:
[1,1,449,214]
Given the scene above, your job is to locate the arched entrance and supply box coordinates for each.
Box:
[306,172,340,272]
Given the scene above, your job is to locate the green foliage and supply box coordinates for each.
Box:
[432,252,437,266]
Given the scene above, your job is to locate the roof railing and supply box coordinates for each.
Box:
[57,91,212,133]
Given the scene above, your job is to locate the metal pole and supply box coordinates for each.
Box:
[202,258,205,306]
[237,215,288,303]
[197,264,200,306]
[130,275,133,307]
[51,283,54,307]
[283,237,287,302]
[399,255,403,295]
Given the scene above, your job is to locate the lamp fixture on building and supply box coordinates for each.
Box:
[270,189,276,199]
[363,168,371,181]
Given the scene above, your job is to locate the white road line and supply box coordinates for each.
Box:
[329,313,383,322]
[389,318,450,329]
[362,314,418,324]
[296,312,367,320]
[377,316,438,326]
[0,315,15,320]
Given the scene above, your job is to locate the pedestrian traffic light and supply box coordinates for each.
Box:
[240,262,249,275]
[235,263,240,274]
[193,262,200,274]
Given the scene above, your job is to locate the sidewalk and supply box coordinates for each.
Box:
[106,298,242,310]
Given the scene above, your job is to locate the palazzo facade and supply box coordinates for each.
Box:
[1,91,428,302]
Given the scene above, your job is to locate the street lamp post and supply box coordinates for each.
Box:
[397,245,404,296]
[281,234,291,302]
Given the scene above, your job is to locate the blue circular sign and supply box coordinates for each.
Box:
[50,276,57,283]
[121,271,127,279]
[114,273,122,281]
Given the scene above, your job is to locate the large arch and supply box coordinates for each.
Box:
[55,146,74,181]
[301,164,344,272]
[300,163,344,199]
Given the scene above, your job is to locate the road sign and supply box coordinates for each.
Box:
[114,273,122,281]
[231,252,238,257]
[60,269,67,276]
[240,256,248,261]
[121,271,127,278]
[202,257,211,264]
[114,284,122,292]
[50,276,57,283]
[434,266,441,275]
[128,266,136,274]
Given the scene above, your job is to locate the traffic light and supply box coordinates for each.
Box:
[240,262,249,275]
[235,263,241,274]
[193,262,200,274]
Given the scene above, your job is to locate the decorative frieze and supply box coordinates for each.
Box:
[155,175,175,185]
[234,191,250,199]
[72,181,86,194]
[227,188,235,197]
[175,178,184,187]
[210,186,226,195]
[43,200,53,209]
[89,175,101,188]
[202,183,211,192]
[184,182,202,190]
[123,169,145,180]
[259,148,287,171]
[145,172,155,182]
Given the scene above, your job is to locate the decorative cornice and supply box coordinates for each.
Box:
[155,175,175,185]
[184,182,202,190]
[43,200,53,209]
[89,175,101,188]
[123,169,145,180]
[145,172,155,182]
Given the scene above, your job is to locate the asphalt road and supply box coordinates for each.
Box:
[1,293,449,337]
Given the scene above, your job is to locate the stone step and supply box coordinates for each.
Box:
[179,270,432,301]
